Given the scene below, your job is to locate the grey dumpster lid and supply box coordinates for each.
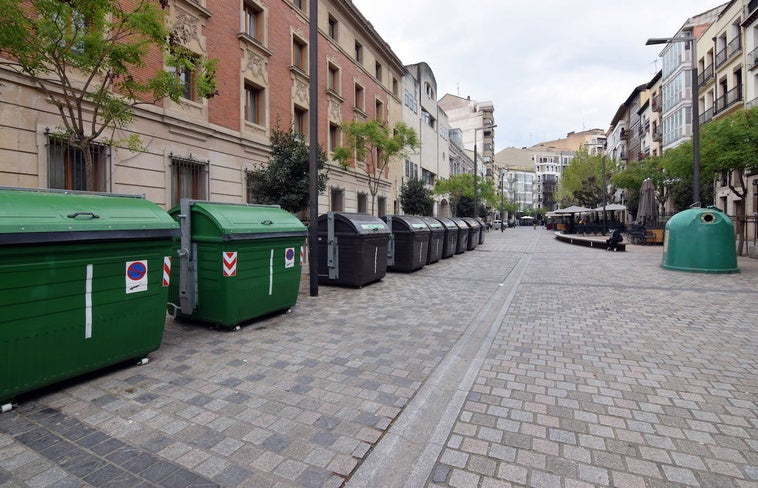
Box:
[0,187,179,245]
[419,216,444,232]
[381,215,431,233]
[318,212,390,236]
[433,217,459,230]
[461,217,481,229]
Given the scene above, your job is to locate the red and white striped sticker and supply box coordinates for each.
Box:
[300,246,305,265]
[163,256,171,287]
[223,251,237,277]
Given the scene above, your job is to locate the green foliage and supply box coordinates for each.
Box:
[399,177,433,216]
[247,126,328,213]
[333,120,418,214]
[556,148,616,208]
[435,173,498,217]
[0,0,218,190]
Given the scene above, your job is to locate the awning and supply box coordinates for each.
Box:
[590,203,627,212]
[552,205,591,214]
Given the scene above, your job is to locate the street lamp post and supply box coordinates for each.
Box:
[473,124,497,218]
[646,35,700,207]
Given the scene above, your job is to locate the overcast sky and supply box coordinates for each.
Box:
[351,0,723,151]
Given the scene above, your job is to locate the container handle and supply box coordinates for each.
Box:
[261,220,274,225]
[67,211,100,219]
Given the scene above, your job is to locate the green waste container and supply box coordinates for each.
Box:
[168,200,307,328]
[0,188,179,405]
[661,206,739,274]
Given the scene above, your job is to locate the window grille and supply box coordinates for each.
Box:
[170,155,209,205]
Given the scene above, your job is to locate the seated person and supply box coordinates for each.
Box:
[606,228,623,251]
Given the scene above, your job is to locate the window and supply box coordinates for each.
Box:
[47,135,108,191]
[171,157,208,206]
[328,15,338,40]
[357,193,368,213]
[292,36,307,72]
[294,106,308,138]
[354,41,363,63]
[405,159,418,179]
[375,62,382,82]
[354,83,364,111]
[327,63,340,93]
[244,82,264,125]
[244,2,263,41]
[377,196,386,217]
[331,188,344,211]
[392,78,398,96]
[375,99,384,122]
[177,64,196,101]
[293,0,305,10]
[329,123,340,152]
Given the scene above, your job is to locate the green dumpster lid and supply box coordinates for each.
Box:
[0,188,179,245]
[181,201,307,241]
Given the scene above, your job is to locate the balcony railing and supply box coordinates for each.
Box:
[653,127,662,141]
[697,64,714,87]
[727,37,742,60]
[715,85,743,113]
[699,106,714,125]
[715,47,727,68]
[651,93,661,112]
[750,47,758,69]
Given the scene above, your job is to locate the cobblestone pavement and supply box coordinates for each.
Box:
[1,228,756,487]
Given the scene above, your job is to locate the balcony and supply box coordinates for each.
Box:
[750,46,758,69]
[715,47,727,68]
[698,64,714,87]
[749,0,758,16]
[715,85,743,113]
[727,37,742,60]
[619,128,628,140]
[653,127,662,142]
[651,93,662,112]
[699,106,714,125]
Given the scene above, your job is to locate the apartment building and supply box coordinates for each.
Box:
[697,0,758,250]
[0,0,405,216]
[493,148,536,215]
[656,5,726,151]
[399,62,451,216]
[437,94,497,182]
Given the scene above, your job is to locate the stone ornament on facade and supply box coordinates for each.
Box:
[328,97,343,124]
[293,78,309,107]
[174,8,204,52]
[244,49,268,84]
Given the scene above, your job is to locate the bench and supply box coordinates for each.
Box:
[554,232,626,251]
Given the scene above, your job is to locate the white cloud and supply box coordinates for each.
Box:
[351,0,721,150]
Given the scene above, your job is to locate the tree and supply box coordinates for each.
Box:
[333,120,418,215]
[399,177,433,216]
[556,148,616,208]
[246,126,328,213]
[434,173,473,217]
[0,0,218,191]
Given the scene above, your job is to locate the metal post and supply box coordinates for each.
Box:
[602,155,607,235]
[690,38,700,207]
[473,139,478,218]
[308,0,319,296]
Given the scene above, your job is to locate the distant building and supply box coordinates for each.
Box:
[493,148,536,216]
[399,62,451,216]
[438,94,497,182]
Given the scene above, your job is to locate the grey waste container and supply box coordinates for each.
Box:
[382,215,431,272]
[317,212,391,286]
[462,218,481,250]
[475,218,486,244]
[451,218,469,254]
[421,217,445,264]
[435,217,459,259]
